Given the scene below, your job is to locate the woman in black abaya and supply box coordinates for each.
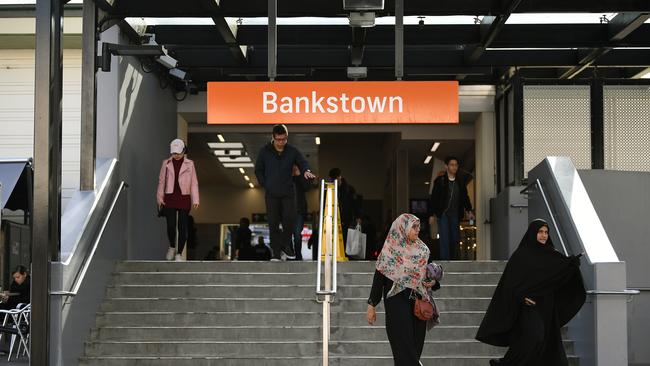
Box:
[476,219,586,366]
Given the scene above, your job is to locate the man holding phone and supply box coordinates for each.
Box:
[255,124,316,261]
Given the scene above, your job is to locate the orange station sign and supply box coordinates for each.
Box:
[207,81,458,124]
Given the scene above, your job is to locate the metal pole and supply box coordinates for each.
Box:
[33,0,64,364]
[395,0,404,80]
[267,0,277,81]
[80,0,97,190]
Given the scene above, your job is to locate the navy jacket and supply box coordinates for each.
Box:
[430,173,473,220]
[255,143,310,198]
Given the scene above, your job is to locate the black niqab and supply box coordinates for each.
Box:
[476,220,586,348]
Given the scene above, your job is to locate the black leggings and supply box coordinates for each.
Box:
[385,289,427,366]
[164,207,189,254]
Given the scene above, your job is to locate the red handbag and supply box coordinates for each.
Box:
[414,298,436,321]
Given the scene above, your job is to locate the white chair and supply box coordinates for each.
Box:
[0,303,30,361]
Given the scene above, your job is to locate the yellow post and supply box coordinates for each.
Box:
[321,182,347,262]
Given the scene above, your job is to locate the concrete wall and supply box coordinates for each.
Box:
[489,186,528,260]
[95,26,178,260]
[579,170,650,366]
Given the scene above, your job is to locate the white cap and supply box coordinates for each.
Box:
[170,139,185,154]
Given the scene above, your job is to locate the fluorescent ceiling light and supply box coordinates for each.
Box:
[239,168,245,174]
[224,163,255,168]
[425,182,430,185]
[315,137,321,145]
[208,142,244,149]
[218,157,252,163]
[424,156,432,165]
[248,182,255,189]
[213,150,243,156]
[217,134,225,142]
[244,175,250,181]
[430,142,440,152]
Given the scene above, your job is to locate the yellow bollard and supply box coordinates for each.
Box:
[321,182,348,262]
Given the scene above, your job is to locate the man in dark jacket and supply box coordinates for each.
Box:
[429,156,474,260]
[255,124,316,261]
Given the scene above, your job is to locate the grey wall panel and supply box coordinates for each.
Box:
[579,169,650,366]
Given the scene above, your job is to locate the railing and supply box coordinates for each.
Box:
[315,179,339,366]
[50,181,127,300]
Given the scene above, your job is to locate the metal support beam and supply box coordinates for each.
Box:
[268,0,277,81]
[590,79,605,169]
[33,0,64,364]
[201,0,247,64]
[395,0,403,80]
[561,12,650,79]
[80,0,97,191]
[350,27,365,66]
[465,0,523,63]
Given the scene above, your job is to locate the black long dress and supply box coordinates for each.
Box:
[476,220,586,366]
[368,270,440,366]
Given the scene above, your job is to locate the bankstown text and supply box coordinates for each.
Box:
[262,91,404,114]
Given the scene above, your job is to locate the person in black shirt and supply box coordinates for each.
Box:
[0,265,30,310]
[255,125,316,261]
[233,217,253,260]
[429,156,474,260]
[291,165,313,261]
[252,236,272,261]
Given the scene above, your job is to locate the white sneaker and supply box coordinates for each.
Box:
[175,254,184,262]
[166,247,176,261]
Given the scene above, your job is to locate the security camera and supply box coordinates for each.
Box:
[347,66,367,79]
[156,48,178,69]
[169,68,188,81]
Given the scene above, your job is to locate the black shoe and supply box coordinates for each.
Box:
[281,245,296,259]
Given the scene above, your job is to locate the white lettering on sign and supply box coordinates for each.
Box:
[262,91,404,114]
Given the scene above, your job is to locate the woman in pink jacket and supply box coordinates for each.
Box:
[157,139,200,261]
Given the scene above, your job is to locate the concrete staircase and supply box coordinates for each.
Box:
[79,260,579,365]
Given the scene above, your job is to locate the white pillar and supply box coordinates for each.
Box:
[474,112,496,260]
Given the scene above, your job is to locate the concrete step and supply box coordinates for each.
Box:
[79,356,579,366]
[83,340,573,357]
[332,298,492,312]
[105,284,497,299]
[94,310,487,328]
[110,271,502,286]
[115,260,507,273]
[89,325,492,342]
[100,297,491,312]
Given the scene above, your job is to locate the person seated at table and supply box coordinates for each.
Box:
[0,265,30,310]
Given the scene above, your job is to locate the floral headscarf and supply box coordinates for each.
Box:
[376,214,430,300]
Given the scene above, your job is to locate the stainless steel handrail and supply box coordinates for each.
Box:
[521,178,569,256]
[316,179,339,297]
[50,181,127,297]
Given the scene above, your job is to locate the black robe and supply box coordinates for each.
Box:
[476,220,586,366]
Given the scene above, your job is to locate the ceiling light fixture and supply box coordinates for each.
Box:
[248,182,255,189]
[208,142,244,149]
[239,168,245,174]
[430,142,440,152]
[424,155,432,164]
[224,163,255,168]
[315,137,321,145]
[217,134,225,142]
[244,175,250,181]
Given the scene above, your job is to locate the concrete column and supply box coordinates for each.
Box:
[396,148,409,215]
[475,112,497,260]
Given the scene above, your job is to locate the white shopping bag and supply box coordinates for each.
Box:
[346,225,367,259]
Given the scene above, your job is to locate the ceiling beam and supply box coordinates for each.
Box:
[561,12,650,79]
[465,0,524,63]
[201,0,248,65]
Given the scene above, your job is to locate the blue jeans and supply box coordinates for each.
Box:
[438,214,460,260]
[293,214,305,260]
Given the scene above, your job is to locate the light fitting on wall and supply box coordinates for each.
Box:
[430,142,440,152]
[424,156,432,164]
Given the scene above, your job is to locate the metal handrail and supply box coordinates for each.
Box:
[50,181,127,297]
[521,179,569,256]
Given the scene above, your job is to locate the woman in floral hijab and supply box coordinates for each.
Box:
[367,214,439,365]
